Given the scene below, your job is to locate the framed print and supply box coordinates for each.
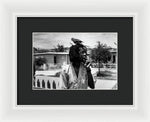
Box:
[3,0,150,121]
[17,17,133,105]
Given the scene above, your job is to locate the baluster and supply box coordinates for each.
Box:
[35,78,38,88]
[45,80,48,89]
[33,81,35,87]
[40,80,42,88]
[57,82,59,88]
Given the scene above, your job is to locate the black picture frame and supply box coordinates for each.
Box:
[17,17,133,105]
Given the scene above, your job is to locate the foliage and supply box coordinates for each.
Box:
[34,57,47,67]
[54,44,65,52]
[91,42,111,63]
[33,47,38,53]
[90,41,111,76]
[33,57,47,76]
[34,47,50,53]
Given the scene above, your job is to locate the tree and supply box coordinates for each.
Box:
[33,47,38,53]
[91,41,111,76]
[34,57,47,72]
[54,44,65,52]
[34,57,47,67]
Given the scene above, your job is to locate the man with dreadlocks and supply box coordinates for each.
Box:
[59,38,95,89]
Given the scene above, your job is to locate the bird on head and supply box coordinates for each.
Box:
[71,38,83,45]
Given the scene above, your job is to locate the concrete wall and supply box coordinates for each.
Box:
[35,54,70,68]
[56,54,67,65]
[44,54,54,65]
[110,52,117,64]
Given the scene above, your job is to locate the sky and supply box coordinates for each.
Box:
[33,32,118,49]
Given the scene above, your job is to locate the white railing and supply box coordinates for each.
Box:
[33,75,60,90]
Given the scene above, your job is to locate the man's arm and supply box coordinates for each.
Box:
[86,67,95,89]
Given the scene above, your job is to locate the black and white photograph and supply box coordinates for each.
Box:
[33,32,118,90]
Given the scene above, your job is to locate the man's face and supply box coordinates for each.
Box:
[79,47,87,63]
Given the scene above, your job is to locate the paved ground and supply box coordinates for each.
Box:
[95,79,117,90]
[90,67,117,90]
[91,67,117,75]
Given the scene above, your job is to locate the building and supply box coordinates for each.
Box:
[108,48,117,64]
[34,47,117,69]
[34,52,70,68]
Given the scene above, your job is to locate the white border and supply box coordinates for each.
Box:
[1,0,150,121]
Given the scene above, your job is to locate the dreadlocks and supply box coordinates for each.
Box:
[69,43,87,64]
